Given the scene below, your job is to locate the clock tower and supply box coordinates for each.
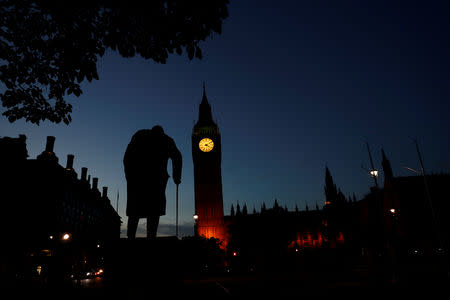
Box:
[192,84,226,242]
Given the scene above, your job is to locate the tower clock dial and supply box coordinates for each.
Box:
[199,138,214,152]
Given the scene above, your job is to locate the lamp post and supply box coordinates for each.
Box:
[365,142,382,230]
[193,214,199,237]
[365,142,384,286]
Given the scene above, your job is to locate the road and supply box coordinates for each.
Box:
[182,268,368,296]
[181,266,449,297]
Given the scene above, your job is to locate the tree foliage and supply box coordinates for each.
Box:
[0,0,229,124]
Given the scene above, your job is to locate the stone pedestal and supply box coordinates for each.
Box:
[104,237,182,294]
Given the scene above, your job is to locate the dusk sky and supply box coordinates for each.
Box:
[1,0,450,237]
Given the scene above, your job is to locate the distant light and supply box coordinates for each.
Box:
[390,208,396,214]
[232,251,237,257]
[62,233,70,240]
[95,269,104,276]
[97,244,101,248]
[193,214,199,221]
[370,170,379,178]
[49,235,54,240]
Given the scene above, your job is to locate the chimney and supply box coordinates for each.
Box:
[37,136,58,162]
[92,177,98,190]
[45,136,55,153]
[81,167,87,181]
[66,154,74,170]
[102,187,108,198]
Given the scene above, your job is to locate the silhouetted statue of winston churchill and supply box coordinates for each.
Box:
[124,126,182,239]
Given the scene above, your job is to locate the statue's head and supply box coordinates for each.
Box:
[152,125,164,135]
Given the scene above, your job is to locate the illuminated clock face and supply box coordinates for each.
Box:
[199,138,214,152]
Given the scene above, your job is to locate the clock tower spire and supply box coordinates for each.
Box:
[192,84,226,243]
[198,82,214,126]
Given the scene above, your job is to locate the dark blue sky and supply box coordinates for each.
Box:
[1,0,450,236]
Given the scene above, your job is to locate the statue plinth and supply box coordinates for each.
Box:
[104,237,182,292]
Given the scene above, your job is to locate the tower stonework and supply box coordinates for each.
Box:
[192,85,226,243]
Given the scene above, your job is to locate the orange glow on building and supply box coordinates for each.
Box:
[197,224,228,249]
[289,231,327,250]
[288,230,344,250]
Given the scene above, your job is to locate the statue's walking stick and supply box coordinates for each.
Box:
[176,184,179,238]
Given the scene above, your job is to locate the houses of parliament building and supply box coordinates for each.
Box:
[192,86,449,261]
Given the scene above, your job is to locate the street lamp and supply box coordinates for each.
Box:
[62,233,71,241]
[193,214,199,237]
[370,170,379,178]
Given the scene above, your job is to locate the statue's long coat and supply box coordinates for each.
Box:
[124,129,182,217]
